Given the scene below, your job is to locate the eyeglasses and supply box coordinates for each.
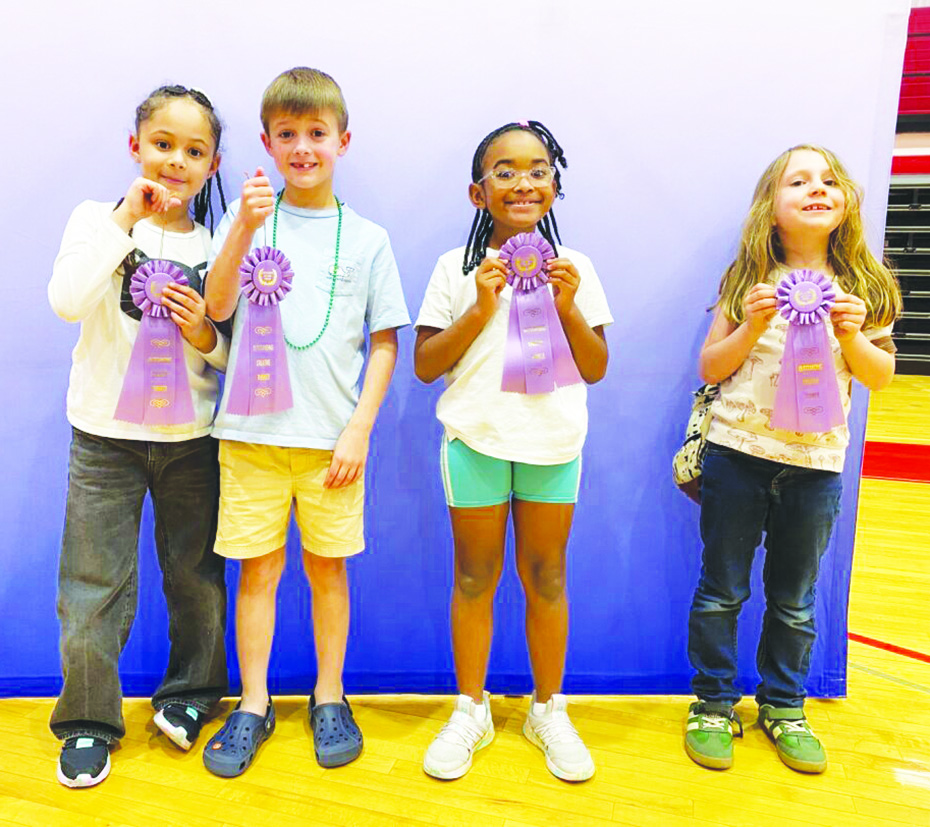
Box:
[478,165,556,187]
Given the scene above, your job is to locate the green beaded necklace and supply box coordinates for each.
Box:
[272,190,343,350]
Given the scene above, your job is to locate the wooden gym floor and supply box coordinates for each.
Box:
[1,377,928,826]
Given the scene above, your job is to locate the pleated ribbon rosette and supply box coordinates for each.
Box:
[771,269,845,433]
[498,232,582,395]
[114,260,195,426]
[226,246,294,416]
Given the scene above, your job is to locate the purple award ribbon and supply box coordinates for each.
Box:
[226,246,294,416]
[499,232,582,395]
[771,269,845,433]
[114,260,196,426]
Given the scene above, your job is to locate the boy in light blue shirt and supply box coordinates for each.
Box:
[202,66,409,776]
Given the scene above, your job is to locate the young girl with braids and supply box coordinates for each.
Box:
[685,146,900,774]
[48,85,230,788]
[415,121,612,781]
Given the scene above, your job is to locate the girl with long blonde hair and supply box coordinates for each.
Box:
[685,145,900,775]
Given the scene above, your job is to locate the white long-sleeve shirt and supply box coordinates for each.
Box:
[49,200,227,441]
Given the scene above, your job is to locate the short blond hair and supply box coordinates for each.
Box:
[260,67,348,133]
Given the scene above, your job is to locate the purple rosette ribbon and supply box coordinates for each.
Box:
[499,232,582,395]
[226,246,294,416]
[771,269,845,433]
[114,260,196,426]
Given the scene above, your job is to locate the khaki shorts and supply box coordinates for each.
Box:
[216,440,365,559]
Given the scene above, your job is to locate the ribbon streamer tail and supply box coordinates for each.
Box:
[114,322,152,423]
[544,297,582,388]
[165,326,195,425]
[115,315,195,426]
[772,323,844,433]
[771,326,801,431]
[226,309,255,416]
[501,297,528,393]
[226,304,294,416]
[520,290,555,395]
[267,321,293,412]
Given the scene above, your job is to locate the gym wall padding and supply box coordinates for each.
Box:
[0,0,909,698]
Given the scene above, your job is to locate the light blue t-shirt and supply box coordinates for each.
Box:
[209,199,410,449]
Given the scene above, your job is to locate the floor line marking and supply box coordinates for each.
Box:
[848,662,930,694]
[849,632,930,664]
[861,440,930,483]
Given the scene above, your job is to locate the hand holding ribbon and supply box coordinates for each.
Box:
[114,260,196,426]
[237,167,275,232]
[225,246,294,416]
[474,257,508,320]
[499,232,582,395]
[771,269,845,433]
[162,282,215,353]
[545,257,582,315]
[830,289,867,342]
[742,282,778,337]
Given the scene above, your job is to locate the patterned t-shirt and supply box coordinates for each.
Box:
[706,278,895,472]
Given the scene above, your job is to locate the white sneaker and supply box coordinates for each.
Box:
[423,692,494,779]
[523,693,595,781]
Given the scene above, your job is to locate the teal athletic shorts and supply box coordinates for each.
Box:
[440,436,581,508]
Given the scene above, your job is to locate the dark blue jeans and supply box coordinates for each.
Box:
[688,443,843,708]
[50,428,228,743]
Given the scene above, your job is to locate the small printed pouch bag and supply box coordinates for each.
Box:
[672,384,720,503]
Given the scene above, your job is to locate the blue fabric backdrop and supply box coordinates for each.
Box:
[0,0,909,699]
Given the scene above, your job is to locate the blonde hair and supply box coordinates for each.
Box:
[717,144,901,328]
[260,67,348,133]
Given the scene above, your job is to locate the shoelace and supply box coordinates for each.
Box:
[701,714,729,732]
[533,712,584,746]
[695,706,743,736]
[436,710,487,750]
[775,719,815,737]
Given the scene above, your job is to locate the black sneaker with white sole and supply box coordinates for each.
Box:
[57,736,110,788]
[153,703,203,751]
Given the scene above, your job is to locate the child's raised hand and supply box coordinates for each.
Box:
[546,258,580,315]
[237,167,275,232]
[830,289,867,342]
[743,282,778,336]
[162,283,216,353]
[474,257,508,319]
[113,178,181,230]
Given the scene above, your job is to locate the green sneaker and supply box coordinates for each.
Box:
[684,701,743,770]
[757,705,826,774]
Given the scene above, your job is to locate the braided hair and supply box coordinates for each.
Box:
[117,85,229,281]
[462,120,567,276]
[134,85,228,230]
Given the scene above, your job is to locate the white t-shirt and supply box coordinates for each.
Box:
[210,199,410,449]
[416,245,613,465]
[48,200,227,442]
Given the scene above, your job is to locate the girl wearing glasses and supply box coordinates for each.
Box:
[48,85,230,788]
[414,121,612,781]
